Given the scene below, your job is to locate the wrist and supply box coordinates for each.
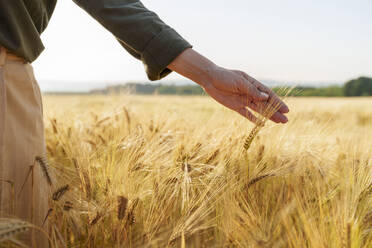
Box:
[193,63,219,88]
[167,48,218,88]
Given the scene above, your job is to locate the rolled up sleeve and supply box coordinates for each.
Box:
[73,0,192,80]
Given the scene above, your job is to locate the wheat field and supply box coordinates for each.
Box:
[4,95,372,247]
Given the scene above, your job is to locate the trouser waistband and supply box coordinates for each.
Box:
[0,46,26,66]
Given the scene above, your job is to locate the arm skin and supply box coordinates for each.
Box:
[168,48,289,124]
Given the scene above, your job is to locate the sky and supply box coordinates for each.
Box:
[32,0,372,92]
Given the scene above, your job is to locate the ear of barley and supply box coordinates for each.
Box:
[347,223,351,248]
[126,198,139,225]
[243,87,292,152]
[205,149,220,164]
[244,173,275,190]
[35,156,52,186]
[123,106,131,133]
[0,219,31,241]
[117,196,129,220]
[342,222,352,248]
[96,116,110,127]
[363,210,372,226]
[89,212,102,226]
[81,170,92,200]
[181,162,192,172]
[84,140,97,149]
[63,201,73,211]
[72,158,79,171]
[149,119,154,132]
[357,183,372,204]
[67,127,72,138]
[243,125,261,151]
[98,134,107,145]
[52,184,70,201]
[50,118,58,134]
[256,144,265,163]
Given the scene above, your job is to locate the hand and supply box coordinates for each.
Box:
[203,67,289,124]
[167,48,289,124]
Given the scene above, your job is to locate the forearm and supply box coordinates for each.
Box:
[167,48,217,87]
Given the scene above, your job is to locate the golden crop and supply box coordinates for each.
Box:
[4,95,372,247]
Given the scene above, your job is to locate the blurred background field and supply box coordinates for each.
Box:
[37,95,372,247]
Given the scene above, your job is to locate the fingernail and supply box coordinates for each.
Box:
[260,92,269,99]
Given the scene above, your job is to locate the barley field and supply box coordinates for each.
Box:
[8,96,372,247]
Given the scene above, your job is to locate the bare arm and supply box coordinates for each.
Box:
[168,48,289,124]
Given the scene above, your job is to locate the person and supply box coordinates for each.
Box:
[0,0,289,247]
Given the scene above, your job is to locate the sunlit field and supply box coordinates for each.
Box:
[20,96,372,247]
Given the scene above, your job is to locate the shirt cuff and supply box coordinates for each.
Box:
[142,27,192,81]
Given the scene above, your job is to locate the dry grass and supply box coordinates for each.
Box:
[5,95,372,247]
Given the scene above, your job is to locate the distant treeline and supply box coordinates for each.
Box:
[273,86,344,97]
[87,76,372,97]
[273,77,372,97]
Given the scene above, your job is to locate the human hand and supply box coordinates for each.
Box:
[202,66,289,124]
[167,48,289,124]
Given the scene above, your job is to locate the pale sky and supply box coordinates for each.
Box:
[33,0,372,91]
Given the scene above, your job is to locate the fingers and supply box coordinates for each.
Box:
[236,94,288,124]
[203,83,258,124]
[234,78,269,102]
[247,100,288,124]
[237,107,259,124]
[264,109,288,123]
[239,72,290,114]
[204,74,288,125]
[239,104,287,124]
[256,83,289,114]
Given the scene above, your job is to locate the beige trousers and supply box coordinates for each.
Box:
[0,47,49,247]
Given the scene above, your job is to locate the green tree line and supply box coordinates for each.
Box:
[273,76,372,97]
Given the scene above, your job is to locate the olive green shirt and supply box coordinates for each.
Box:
[0,0,192,80]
